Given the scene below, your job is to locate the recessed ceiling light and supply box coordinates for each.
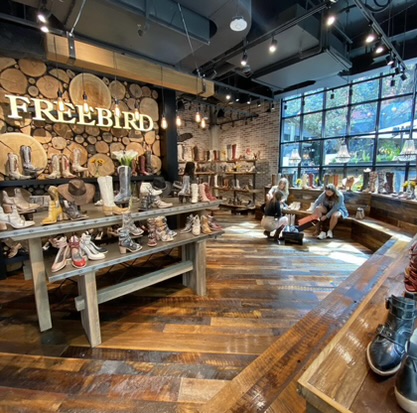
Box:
[230,16,247,32]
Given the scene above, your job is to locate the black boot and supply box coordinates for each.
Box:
[367,295,417,376]
[395,328,417,413]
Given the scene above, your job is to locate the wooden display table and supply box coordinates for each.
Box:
[0,200,221,346]
[298,234,416,413]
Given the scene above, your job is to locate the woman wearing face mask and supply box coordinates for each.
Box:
[312,183,349,239]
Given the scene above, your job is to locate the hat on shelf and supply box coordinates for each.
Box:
[152,176,167,191]
[57,179,95,206]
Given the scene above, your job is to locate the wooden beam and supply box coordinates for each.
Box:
[45,33,215,98]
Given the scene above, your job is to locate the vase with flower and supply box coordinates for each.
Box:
[111,150,139,205]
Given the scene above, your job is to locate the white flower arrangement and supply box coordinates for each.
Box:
[111,150,139,168]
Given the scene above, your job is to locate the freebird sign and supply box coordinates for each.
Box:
[5,95,154,132]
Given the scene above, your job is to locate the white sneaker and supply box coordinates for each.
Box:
[327,230,333,239]
[317,231,327,240]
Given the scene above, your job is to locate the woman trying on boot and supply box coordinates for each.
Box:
[261,190,289,242]
[312,183,348,240]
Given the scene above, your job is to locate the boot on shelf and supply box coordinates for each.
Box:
[7,153,30,180]
[367,295,417,376]
[118,227,142,253]
[362,169,370,192]
[121,212,144,236]
[199,183,210,202]
[178,176,191,203]
[145,150,154,175]
[369,171,378,193]
[191,183,199,203]
[146,218,158,247]
[47,155,61,179]
[42,186,63,225]
[153,196,173,208]
[0,205,35,229]
[192,215,201,235]
[193,145,200,162]
[61,155,76,179]
[308,173,315,188]
[72,148,88,174]
[20,145,43,178]
[385,172,394,194]
[80,232,108,254]
[14,188,40,212]
[231,144,237,161]
[181,214,193,233]
[140,182,162,197]
[377,171,386,194]
[204,183,217,201]
[60,199,88,221]
[97,176,129,216]
[207,215,222,231]
[200,215,212,234]
[226,144,232,161]
[114,165,132,205]
[138,155,150,176]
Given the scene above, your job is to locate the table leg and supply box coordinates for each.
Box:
[28,238,52,332]
[77,271,101,347]
[183,239,206,296]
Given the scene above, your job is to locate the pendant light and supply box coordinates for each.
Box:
[160,67,168,129]
[134,106,140,121]
[81,72,89,113]
[176,114,182,127]
[398,139,417,162]
[53,37,65,112]
[201,117,206,129]
[195,105,201,123]
[289,149,301,166]
[335,140,352,163]
[113,52,121,118]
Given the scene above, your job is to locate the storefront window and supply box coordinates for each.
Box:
[325,107,348,137]
[302,112,322,140]
[326,86,349,109]
[379,96,413,132]
[281,117,301,142]
[350,102,377,134]
[304,91,323,113]
[283,97,301,117]
[352,78,379,104]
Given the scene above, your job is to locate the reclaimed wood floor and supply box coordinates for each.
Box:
[0,211,372,412]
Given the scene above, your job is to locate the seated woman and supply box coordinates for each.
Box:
[266,177,289,206]
[312,184,349,239]
[261,190,289,242]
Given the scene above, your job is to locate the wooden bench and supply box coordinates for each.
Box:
[199,214,414,413]
[297,234,416,413]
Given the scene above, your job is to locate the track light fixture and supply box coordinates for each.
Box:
[374,42,384,54]
[241,50,248,66]
[37,1,49,24]
[386,54,395,66]
[365,30,376,44]
[40,24,49,33]
[269,37,277,53]
[390,75,396,88]
[400,72,407,81]
[326,14,336,26]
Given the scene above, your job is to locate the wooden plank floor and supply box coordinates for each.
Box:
[0,210,372,412]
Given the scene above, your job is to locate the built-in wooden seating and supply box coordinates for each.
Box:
[200,190,416,413]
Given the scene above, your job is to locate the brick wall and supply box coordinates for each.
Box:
[176,101,281,204]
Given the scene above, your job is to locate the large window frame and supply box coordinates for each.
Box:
[279,64,417,186]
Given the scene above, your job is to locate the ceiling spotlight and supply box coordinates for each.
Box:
[374,42,384,54]
[240,50,248,66]
[230,16,248,32]
[390,75,396,88]
[37,5,49,23]
[40,24,49,33]
[365,31,376,44]
[326,15,336,26]
[269,37,277,53]
[226,93,231,100]
[330,90,335,100]
[400,72,408,81]
[386,54,395,66]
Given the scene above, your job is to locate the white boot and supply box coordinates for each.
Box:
[61,155,76,179]
[97,176,128,216]
[140,182,163,196]
[191,183,199,203]
[7,153,30,180]
[199,183,210,202]
[72,149,88,173]
[47,154,61,179]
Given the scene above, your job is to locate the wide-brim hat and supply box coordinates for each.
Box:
[152,176,167,191]
[57,179,95,206]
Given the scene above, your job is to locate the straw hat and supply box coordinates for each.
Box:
[57,179,95,206]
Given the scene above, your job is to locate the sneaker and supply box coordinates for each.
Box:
[317,231,327,240]
[327,230,333,239]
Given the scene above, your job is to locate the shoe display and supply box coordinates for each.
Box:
[181,214,193,233]
[79,234,106,260]
[327,230,333,239]
[317,231,327,240]
[153,196,173,208]
[367,295,417,376]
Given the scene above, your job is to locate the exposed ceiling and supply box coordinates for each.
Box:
[1,0,417,105]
